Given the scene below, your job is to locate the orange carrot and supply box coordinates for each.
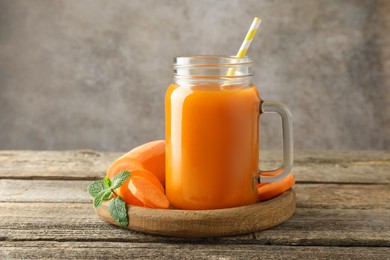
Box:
[128,176,170,209]
[120,140,166,186]
[256,183,269,189]
[105,157,142,205]
[116,168,164,206]
[257,174,295,201]
[106,157,143,180]
[257,169,288,189]
[260,168,284,177]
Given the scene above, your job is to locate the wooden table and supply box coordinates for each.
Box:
[0,150,389,259]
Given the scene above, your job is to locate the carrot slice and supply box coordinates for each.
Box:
[115,168,164,206]
[128,176,170,209]
[257,174,295,202]
[121,140,166,186]
[130,169,164,193]
[105,158,142,205]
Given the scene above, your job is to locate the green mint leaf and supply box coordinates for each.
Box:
[87,180,106,197]
[108,197,128,227]
[103,177,111,188]
[110,170,131,190]
[93,189,112,208]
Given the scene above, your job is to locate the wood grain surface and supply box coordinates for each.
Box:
[1,241,389,259]
[0,150,389,259]
[0,150,389,183]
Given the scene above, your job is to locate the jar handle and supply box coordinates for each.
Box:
[259,100,293,183]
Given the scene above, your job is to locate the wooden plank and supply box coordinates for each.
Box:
[295,184,390,210]
[260,150,390,184]
[0,202,253,243]
[294,150,390,162]
[0,203,388,246]
[255,208,390,247]
[0,150,119,180]
[0,241,389,259]
[0,179,92,203]
[1,179,388,210]
[292,161,390,184]
[0,179,90,203]
[0,150,389,183]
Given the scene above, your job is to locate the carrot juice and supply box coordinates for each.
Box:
[166,83,261,210]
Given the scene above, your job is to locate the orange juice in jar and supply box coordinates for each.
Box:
[166,56,293,210]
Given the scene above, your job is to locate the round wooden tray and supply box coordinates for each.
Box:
[96,189,296,237]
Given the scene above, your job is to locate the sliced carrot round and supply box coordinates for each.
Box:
[115,168,165,206]
[128,169,164,193]
[115,178,142,206]
[128,176,170,209]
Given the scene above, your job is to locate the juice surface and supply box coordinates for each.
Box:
[165,83,260,210]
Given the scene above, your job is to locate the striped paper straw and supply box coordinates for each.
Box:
[227,17,261,76]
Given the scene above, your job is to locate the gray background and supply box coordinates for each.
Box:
[0,0,389,151]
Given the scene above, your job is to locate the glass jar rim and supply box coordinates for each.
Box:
[174,55,253,68]
[173,55,253,84]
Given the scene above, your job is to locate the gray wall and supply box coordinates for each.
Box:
[0,0,389,151]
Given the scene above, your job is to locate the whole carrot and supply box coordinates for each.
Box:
[120,140,166,186]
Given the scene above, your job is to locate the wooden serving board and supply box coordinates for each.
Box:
[96,189,296,237]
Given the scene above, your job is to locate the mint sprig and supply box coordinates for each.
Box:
[88,180,106,197]
[87,170,131,227]
[93,189,112,208]
[103,177,111,188]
